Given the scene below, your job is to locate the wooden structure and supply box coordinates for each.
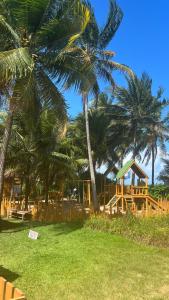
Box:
[1,198,88,222]
[104,160,167,215]
[3,170,21,199]
[65,180,92,207]
[0,277,26,300]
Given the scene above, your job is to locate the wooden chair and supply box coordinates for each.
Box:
[0,277,26,300]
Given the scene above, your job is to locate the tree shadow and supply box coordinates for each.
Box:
[0,266,19,282]
[0,218,85,235]
[51,221,84,236]
[0,219,28,233]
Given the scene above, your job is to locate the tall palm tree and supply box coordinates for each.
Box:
[113,74,154,160]
[158,158,169,185]
[70,93,116,172]
[141,88,168,185]
[0,0,90,205]
[143,121,167,185]
[54,0,133,211]
[110,73,168,185]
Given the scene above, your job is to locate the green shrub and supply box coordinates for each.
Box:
[85,214,169,248]
[149,184,169,200]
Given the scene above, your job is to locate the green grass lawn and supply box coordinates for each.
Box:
[1,219,169,299]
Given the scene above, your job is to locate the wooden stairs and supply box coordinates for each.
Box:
[104,194,167,215]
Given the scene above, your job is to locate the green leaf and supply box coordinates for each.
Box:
[0,15,21,48]
[0,47,34,82]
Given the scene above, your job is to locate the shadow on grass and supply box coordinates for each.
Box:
[0,266,19,282]
[51,221,84,236]
[0,218,85,236]
[0,219,28,233]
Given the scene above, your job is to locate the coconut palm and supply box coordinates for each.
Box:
[158,158,169,185]
[0,0,90,204]
[6,107,88,207]
[110,73,168,184]
[53,0,133,211]
[70,93,117,172]
[142,120,167,185]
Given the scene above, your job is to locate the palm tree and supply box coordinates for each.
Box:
[54,0,133,211]
[6,109,84,207]
[158,158,169,185]
[111,73,167,184]
[143,122,167,185]
[0,0,90,205]
[70,93,116,172]
[141,88,168,185]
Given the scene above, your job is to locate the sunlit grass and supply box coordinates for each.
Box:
[1,219,169,299]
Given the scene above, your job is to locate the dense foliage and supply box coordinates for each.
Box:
[0,0,169,208]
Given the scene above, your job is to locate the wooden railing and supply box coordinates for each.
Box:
[0,277,26,300]
[131,186,148,195]
[116,185,148,196]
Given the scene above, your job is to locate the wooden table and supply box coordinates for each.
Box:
[11,210,32,221]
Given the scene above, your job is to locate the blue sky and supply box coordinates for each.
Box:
[64,0,169,117]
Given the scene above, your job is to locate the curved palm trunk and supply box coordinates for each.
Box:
[152,146,155,186]
[0,110,13,215]
[83,93,99,212]
[131,132,137,185]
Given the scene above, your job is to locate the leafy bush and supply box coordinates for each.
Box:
[149,185,169,200]
[85,214,169,248]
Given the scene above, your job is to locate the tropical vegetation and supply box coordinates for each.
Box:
[0,0,169,212]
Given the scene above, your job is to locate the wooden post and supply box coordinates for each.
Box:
[88,181,91,207]
[116,183,118,196]
[146,197,148,216]
[121,178,124,212]
[145,177,148,195]
[78,181,80,203]
[104,177,106,211]
[83,181,85,206]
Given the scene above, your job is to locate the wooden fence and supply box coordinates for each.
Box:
[0,277,26,300]
[31,201,88,222]
[1,198,89,222]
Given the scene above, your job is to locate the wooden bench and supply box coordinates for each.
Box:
[0,277,26,300]
[10,211,32,221]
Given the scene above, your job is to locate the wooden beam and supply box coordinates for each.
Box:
[121,178,124,212]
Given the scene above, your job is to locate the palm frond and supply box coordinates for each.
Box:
[36,0,90,51]
[0,47,33,82]
[99,0,123,48]
[99,60,134,78]
[3,0,49,33]
[36,69,67,127]
[0,15,20,48]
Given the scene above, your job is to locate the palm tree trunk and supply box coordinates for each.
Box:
[152,146,155,186]
[83,93,99,212]
[0,110,13,215]
[45,171,49,205]
[131,133,137,185]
